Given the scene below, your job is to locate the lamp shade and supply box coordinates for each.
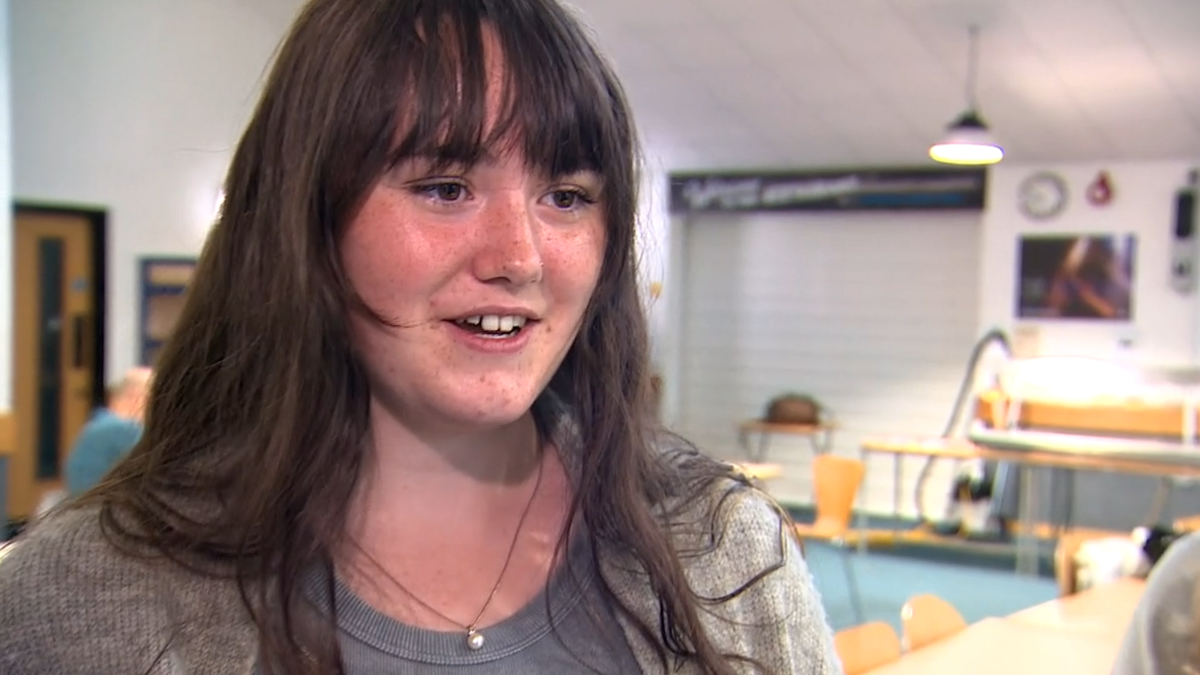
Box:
[929,110,1004,165]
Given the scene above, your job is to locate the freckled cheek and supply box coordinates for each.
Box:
[343,205,396,291]
[342,211,448,306]
[543,234,605,326]
[344,241,406,307]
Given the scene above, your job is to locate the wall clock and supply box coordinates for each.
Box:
[1017,171,1068,220]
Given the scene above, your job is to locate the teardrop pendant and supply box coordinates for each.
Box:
[466,629,485,651]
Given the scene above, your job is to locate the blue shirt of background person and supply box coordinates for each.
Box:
[64,368,152,496]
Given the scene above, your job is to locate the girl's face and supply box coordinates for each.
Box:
[341,142,605,436]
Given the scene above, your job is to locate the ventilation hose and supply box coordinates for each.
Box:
[913,327,1012,527]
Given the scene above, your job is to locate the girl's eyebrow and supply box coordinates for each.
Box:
[389,144,494,171]
[395,148,604,182]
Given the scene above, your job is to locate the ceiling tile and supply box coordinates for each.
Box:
[1009,1,1140,52]
[1107,124,1200,159]
[724,10,841,65]
[801,3,936,64]
[1145,47,1200,130]
[1114,0,1200,42]
[620,70,713,112]
[568,0,1200,171]
[699,0,805,27]
[568,0,710,31]
[594,32,677,79]
[704,69,806,114]
[646,25,759,72]
[776,55,879,102]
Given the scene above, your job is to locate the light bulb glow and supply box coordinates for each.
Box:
[929,141,1004,165]
[930,108,1004,166]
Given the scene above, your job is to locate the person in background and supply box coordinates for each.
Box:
[63,367,151,496]
[1044,237,1131,319]
[0,1,839,674]
[1111,529,1200,674]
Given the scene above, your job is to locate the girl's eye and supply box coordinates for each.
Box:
[548,188,595,210]
[430,182,465,202]
[552,190,579,209]
[409,181,468,204]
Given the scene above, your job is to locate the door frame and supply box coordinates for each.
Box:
[14,202,108,408]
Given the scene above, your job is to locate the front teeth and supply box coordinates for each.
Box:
[460,315,527,333]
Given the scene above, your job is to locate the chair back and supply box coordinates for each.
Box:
[900,593,967,650]
[812,454,865,532]
[834,621,902,675]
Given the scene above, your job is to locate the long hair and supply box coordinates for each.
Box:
[85,1,771,673]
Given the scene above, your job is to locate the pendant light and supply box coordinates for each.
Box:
[929,25,1004,165]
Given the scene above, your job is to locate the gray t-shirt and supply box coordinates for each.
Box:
[1113,530,1200,674]
[295,533,643,674]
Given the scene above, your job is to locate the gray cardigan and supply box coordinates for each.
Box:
[0,485,840,674]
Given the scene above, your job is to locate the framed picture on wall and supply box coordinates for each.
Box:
[139,256,197,365]
[1016,234,1136,320]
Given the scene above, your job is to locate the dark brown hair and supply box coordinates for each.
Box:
[87,1,782,673]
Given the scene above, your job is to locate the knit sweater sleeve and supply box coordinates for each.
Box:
[685,487,842,675]
[604,482,842,675]
[0,508,183,674]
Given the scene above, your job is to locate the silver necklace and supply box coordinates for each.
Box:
[362,450,545,651]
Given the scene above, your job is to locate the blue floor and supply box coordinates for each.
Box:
[802,541,1059,631]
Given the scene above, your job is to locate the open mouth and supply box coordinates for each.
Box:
[452,314,529,339]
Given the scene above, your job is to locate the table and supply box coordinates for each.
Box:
[971,426,1200,525]
[0,540,18,567]
[858,435,1200,575]
[864,617,1121,675]
[737,419,834,461]
[1008,577,1144,638]
[727,462,784,483]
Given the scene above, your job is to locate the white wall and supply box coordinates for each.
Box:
[637,152,671,376]
[11,0,300,380]
[980,160,1200,367]
[977,160,1200,529]
[0,0,11,411]
[650,159,1200,519]
[670,210,982,515]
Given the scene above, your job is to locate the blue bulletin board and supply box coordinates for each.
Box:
[138,257,196,366]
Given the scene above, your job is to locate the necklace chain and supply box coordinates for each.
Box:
[356,447,545,650]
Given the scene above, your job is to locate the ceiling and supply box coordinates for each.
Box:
[563,0,1200,172]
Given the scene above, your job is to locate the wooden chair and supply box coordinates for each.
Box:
[900,593,966,651]
[1174,513,1200,532]
[834,621,902,675]
[794,454,866,623]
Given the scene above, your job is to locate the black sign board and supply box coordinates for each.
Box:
[669,167,987,213]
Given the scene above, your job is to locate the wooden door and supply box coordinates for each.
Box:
[11,210,98,519]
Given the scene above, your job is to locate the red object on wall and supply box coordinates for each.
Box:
[1087,170,1115,206]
